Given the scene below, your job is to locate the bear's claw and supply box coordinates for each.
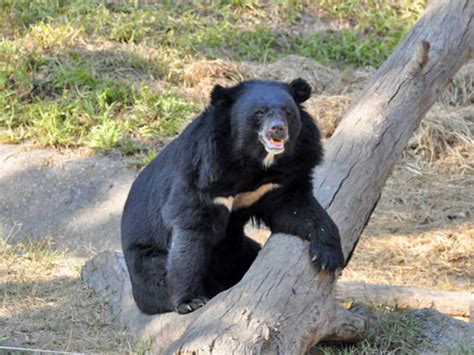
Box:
[310,239,345,272]
[176,296,209,314]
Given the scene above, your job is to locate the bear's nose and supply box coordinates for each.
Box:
[269,119,287,140]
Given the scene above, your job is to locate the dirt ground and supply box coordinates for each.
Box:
[1,58,473,352]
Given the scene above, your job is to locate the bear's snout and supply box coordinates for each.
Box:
[262,117,288,141]
[269,119,287,141]
[259,117,288,154]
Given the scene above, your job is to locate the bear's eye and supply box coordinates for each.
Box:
[255,108,266,117]
[283,106,293,116]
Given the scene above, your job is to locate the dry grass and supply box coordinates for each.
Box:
[245,55,338,94]
[439,61,474,107]
[180,55,374,106]
[0,236,131,352]
[306,94,355,138]
[181,59,248,105]
[342,227,473,291]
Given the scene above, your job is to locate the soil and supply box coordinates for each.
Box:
[0,144,135,255]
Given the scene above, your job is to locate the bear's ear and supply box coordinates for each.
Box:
[210,84,233,107]
[289,78,311,103]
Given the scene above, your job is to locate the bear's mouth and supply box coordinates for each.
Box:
[259,135,286,154]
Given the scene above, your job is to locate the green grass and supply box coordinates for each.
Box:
[0,0,426,154]
[318,0,426,35]
[295,29,403,68]
[316,304,427,354]
[0,37,195,152]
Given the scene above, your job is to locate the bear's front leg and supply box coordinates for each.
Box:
[166,226,214,314]
[262,185,345,272]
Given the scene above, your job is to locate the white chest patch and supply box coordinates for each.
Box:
[213,183,281,211]
[263,153,275,168]
[213,196,234,211]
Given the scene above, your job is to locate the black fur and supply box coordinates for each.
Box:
[121,78,344,315]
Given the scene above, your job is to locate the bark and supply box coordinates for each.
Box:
[82,0,474,353]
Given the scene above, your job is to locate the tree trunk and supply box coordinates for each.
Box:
[82,0,474,353]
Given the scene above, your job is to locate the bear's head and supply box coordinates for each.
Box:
[210,78,311,167]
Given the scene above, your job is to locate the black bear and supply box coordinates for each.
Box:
[121,78,344,315]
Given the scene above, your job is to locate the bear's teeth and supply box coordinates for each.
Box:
[269,138,284,147]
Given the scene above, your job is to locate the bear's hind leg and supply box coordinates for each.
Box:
[124,247,173,314]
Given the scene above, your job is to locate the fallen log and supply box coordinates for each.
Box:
[336,281,474,318]
[82,0,474,352]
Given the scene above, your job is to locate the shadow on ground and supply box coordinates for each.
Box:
[0,144,137,255]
